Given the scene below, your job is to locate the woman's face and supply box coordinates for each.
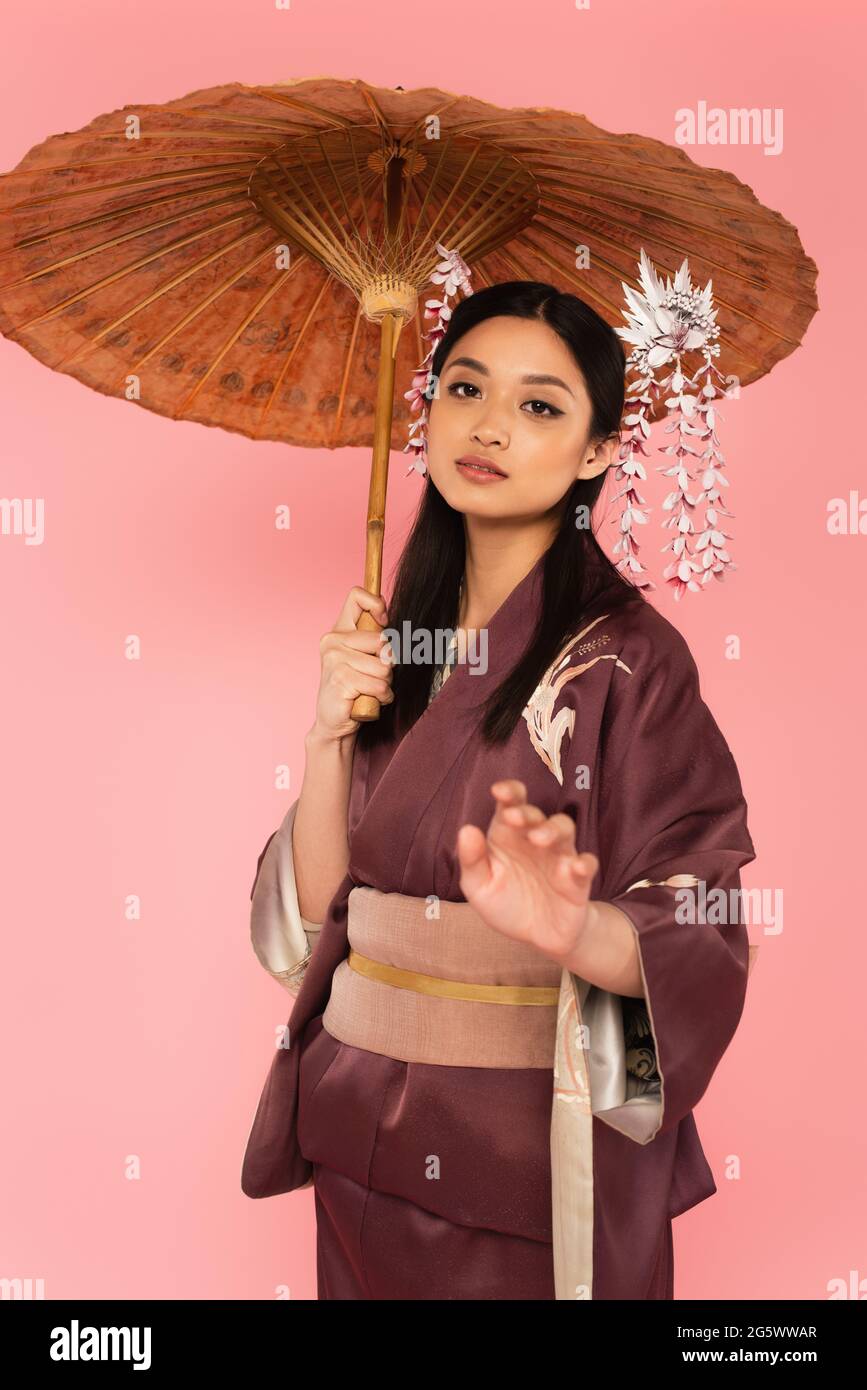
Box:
[425,315,615,518]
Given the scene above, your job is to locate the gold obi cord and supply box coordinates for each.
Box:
[321,885,562,1069]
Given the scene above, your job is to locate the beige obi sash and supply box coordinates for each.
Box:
[319,883,647,1300]
[322,886,562,1068]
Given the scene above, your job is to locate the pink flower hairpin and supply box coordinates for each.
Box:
[402,242,474,478]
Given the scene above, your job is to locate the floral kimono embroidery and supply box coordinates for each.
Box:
[522,613,633,785]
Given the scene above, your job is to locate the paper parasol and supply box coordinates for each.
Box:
[0,77,818,717]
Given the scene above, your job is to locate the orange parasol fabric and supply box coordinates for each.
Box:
[0,77,818,712]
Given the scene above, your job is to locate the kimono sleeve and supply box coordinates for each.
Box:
[588,617,757,1145]
[249,798,325,995]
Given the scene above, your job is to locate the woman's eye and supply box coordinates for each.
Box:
[447,382,562,419]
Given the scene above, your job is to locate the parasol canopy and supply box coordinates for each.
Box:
[0,76,818,712]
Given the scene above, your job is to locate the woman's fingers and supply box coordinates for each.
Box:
[333,585,389,633]
[484,780,597,884]
[489,780,534,837]
[488,781,597,894]
[565,851,600,900]
[501,803,546,828]
[490,779,528,808]
[526,812,577,851]
[320,637,395,683]
[491,784,576,854]
[322,627,394,655]
[455,823,494,899]
[575,850,599,880]
[545,849,597,908]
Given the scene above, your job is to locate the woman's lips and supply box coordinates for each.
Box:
[455,459,508,483]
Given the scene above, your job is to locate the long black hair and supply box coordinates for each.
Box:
[356,279,646,752]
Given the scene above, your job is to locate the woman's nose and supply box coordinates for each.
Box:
[471,421,509,448]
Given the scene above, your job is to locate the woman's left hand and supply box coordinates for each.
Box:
[455,779,599,965]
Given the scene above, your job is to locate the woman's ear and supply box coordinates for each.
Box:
[576,432,620,481]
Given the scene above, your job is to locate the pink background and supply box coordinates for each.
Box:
[0,1,863,1301]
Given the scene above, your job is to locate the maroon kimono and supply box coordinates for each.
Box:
[241,553,757,1299]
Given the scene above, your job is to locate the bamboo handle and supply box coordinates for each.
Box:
[350,608,384,722]
[350,310,403,723]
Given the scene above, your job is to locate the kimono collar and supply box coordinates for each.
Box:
[349,550,548,870]
[444,551,546,709]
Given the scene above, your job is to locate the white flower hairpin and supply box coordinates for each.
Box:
[613,248,735,600]
[404,245,736,601]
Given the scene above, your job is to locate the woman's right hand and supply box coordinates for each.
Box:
[309,586,395,741]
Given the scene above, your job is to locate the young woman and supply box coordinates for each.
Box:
[241,281,757,1301]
